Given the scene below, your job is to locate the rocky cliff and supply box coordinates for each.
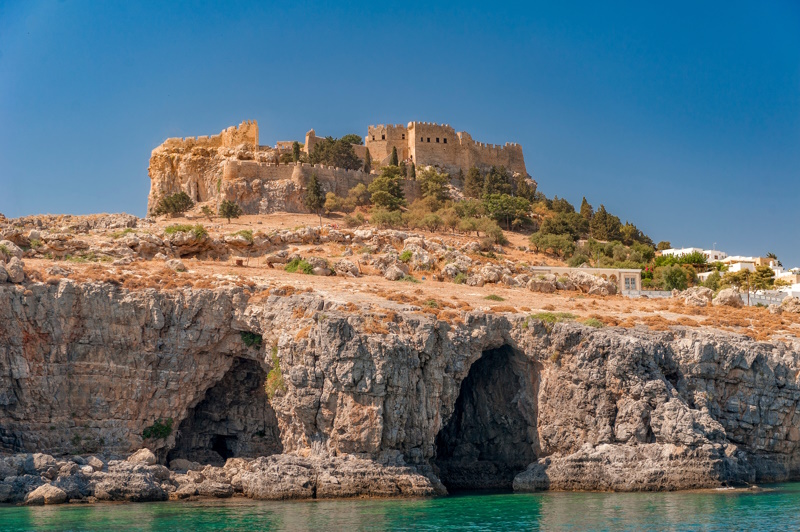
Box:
[2,280,800,502]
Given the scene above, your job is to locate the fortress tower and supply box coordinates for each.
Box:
[364,122,527,176]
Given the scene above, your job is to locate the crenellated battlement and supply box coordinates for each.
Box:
[158,120,259,153]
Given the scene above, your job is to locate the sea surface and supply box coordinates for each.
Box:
[3,484,800,531]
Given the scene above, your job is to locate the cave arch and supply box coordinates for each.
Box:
[434,345,539,490]
[168,357,282,465]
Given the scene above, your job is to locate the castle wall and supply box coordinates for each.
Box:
[365,124,409,165]
[158,121,259,153]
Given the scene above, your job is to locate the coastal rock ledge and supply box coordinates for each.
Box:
[2,281,800,504]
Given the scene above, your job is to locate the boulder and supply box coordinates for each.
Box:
[6,257,24,283]
[127,448,157,466]
[169,458,201,472]
[24,484,68,505]
[780,296,800,314]
[713,288,743,308]
[86,456,105,471]
[0,263,7,283]
[527,276,557,293]
[384,265,406,281]
[0,240,23,261]
[682,286,714,307]
[46,265,72,277]
[333,259,359,277]
[166,259,187,272]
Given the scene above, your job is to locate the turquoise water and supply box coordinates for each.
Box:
[3,484,800,531]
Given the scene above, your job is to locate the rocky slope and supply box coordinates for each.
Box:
[2,278,800,504]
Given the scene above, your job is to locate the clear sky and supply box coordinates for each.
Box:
[1,1,798,265]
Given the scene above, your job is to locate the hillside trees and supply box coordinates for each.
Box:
[464,166,483,198]
[339,134,363,145]
[390,146,399,166]
[368,166,405,210]
[310,137,362,170]
[304,173,325,226]
[484,194,530,230]
[153,192,194,217]
[219,200,243,223]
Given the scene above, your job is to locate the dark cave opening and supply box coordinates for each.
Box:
[434,345,539,491]
[167,357,283,465]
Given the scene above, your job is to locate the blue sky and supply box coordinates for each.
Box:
[1,1,798,265]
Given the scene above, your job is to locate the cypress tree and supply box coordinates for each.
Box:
[410,163,416,179]
[304,173,325,226]
[464,166,483,198]
[580,197,593,221]
[363,148,372,173]
[390,146,399,166]
[292,141,301,163]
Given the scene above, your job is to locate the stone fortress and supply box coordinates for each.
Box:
[148,120,529,215]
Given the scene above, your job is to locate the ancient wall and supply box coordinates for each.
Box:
[159,121,259,152]
[365,124,409,165]
[365,121,527,176]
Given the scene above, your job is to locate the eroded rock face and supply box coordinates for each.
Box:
[2,281,800,501]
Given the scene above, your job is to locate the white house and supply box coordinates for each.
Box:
[661,247,728,262]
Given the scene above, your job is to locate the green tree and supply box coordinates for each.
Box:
[751,265,775,290]
[464,166,484,198]
[409,162,416,179]
[513,175,538,202]
[484,193,531,230]
[363,148,372,173]
[292,141,301,163]
[655,264,689,290]
[529,232,575,257]
[219,200,243,224]
[390,146,399,166]
[368,166,405,210]
[346,183,371,208]
[589,205,622,241]
[657,241,672,251]
[550,196,575,213]
[702,271,721,291]
[580,197,593,221]
[153,191,194,217]
[539,211,589,241]
[482,166,513,197]
[417,167,449,205]
[339,134,363,145]
[310,137,362,170]
[766,252,782,267]
[304,173,325,225]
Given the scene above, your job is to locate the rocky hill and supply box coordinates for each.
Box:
[1,212,800,505]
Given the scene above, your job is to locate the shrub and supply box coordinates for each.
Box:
[453,272,467,284]
[264,346,286,400]
[654,264,689,291]
[201,205,214,220]
[399,250,413,263]
[582,318,605,328]
[344,212,366,227]
[142,418,173,439]
[165,224,207,239]
[285,258,314,275]
[231,229,254,243]
[485,294,504,301]
[219,200,243,223]
[241,331,263,348]
[400,275,420,283]
[529,312,577,324]
[370,208,403,228]
[153,192,194,216]
[110,228,135,239]
[423,299,439,308]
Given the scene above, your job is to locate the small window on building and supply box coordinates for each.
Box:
[372,136,375,141]
[443,138,447,144]
[382,134,385,140]
[436,138,439,143]
[427,137,430,143]
[421,137,424,142]
[401,134,405,140]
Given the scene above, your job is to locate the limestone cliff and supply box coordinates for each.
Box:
[2,280,800,500]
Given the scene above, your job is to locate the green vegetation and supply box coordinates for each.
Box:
[423,299,439,308]
[241,331,263,348]
[453,272,467,284]
[310,136,362,170]
[164,224,208,239]
[285,258,314,275]
[400,275,420,283]
[142,418,173,440]
[485,294,505,301]
[581,318,605,328]
[153,191,194,217]
[231,229,254,243]
[292,141,301,163]
[339,133,363,145]
[529,312,577,324]
[363,148,372,173]
[654,264,691,291]
[219,200,243,223]
[265,346,286,400]
[399,250,413,263]
[0,244,9,257]
[304,173,325,225]
[109,228,135,239]
[390,146,399,166]
[368,166,406,210]
[65,252,112,263]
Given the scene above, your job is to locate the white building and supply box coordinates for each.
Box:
[660,247,728,262]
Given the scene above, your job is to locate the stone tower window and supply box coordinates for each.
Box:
[436,138,440,143]
[372,136,375,141]
[443,138,447,144]
[421,137,424,142]
[402,134,405,140]
[427,137,430,143]
[381,134,385,140]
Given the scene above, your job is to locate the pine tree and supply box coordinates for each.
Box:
[304,173,325,226]
[292,141,301,163]
[464,166,483,198]
[409,163,416,179]
[390,146,399,166]
[363,148,372,173]
[482,166,512,197]
[580,197,593,221]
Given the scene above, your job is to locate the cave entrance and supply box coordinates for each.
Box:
[434,345,539,491]
[168,358,282,465]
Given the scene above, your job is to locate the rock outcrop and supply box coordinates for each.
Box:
[1,280,800,503]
